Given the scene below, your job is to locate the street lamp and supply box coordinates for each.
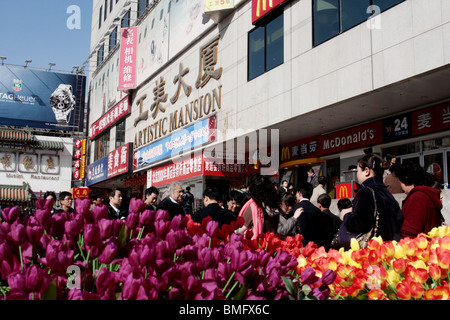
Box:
[24,59,32,68]
[0,56,6,65]
[48,62,55,71]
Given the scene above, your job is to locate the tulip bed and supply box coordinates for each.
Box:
[0,198,449,300]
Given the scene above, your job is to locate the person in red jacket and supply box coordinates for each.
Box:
[395,161,445,238]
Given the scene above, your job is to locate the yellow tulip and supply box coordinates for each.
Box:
[394,243,407,259]
[387,269,401,285]
[409,259,427,270]
[297,255,307,268]
[350,238,360,251]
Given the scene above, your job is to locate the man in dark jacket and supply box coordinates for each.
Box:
[192,186,236,227]
[294,182,333,250]
[156,182,184,220]
[106,188,128,220]
[317,193,341,236]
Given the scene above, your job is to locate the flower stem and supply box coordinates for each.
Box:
[18,245,24,272]
[222,271,236,293]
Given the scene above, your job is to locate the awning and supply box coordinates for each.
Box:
[32,140,65,151]
[0,128,34,143]
[279,157,325,170]
[0,182,32,203]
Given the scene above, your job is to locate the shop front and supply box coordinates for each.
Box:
[280,101,450,198]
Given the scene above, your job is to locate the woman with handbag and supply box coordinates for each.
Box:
[335,153,403,249]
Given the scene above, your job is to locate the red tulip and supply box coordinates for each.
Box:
[396,280,411,300]
[392,258,407,274]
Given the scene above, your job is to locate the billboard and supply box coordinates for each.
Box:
[0,65,85,132]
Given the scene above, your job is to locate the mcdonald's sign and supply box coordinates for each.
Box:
[281,146,291,162]
[335,182,357,199]
[252,0,290,24]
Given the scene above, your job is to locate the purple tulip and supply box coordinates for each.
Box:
[321,269,337,286]
[139,244,155,267]
[126,212,139,231]
[50,213,67,239]
[176,244,198,261]
[301,267,319,286]
[139,210,155,233]
[7,271,26,294]
[129,198,146,214]
[98,219,115,241]
[98,238,119,264]
[1,207,20,224]
[166,229,186,250]
[44,240,74,276]
[120,274,145,300]
[84,224,101,248]
[64,220,81,239]
[93,203,109,222]
[10,222,26,245]
[170,214,188,230]
[96,267,117,296]
[206,220,219,237]
[34,209,51,228]
[75,198,90,215]
[25,264,44,293]
[197,247,220,270]
[155,209,169,221]
[155,219,170,239]
[312,285,331,300]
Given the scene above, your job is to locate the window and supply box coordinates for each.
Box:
[104,0,108,20]
[248,11,284,81]
[121,9,130,28]
[95,131,110,161]
[110,0,114,12]
[115,121,126,149]
[138,0,149,19]
[97,44,104,66]
[313,0,405,46]
[109,27,118,52]
[99,6,103,29]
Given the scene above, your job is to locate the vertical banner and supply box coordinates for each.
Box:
[119,27,138,90]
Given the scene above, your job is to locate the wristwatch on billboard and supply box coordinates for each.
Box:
[49,84,76,125]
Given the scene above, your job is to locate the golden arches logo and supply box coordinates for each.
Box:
[281,146,291,162]
[338,185,349,199]
[255,0,274,18]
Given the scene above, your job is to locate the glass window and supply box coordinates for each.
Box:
[115,121,126,149]
[121,10,130,28]
[109,27,118,53]
[313,0,339,46]
[341,0,371,32]
[248,26,265,80]
[95,131,110,161]
[138,0,149,19]
[248,11,284,81]
[97,44,104,66]
[99,6,103,29]
[104,0,108,20]
[266,13,284,71]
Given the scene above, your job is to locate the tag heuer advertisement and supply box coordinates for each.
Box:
[0,64,86,132]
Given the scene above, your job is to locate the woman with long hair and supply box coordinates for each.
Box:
[339,153,403,246]
[237,175,281,240]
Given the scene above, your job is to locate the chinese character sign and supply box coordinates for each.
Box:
[119,27,138,90]
[89,96,130,140]
[107,143,132,178]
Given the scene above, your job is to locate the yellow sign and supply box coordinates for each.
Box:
[205,0,234,12]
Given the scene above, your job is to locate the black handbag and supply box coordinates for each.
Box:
[331,187,380,250]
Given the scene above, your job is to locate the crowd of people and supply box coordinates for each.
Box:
[15,152,447,251]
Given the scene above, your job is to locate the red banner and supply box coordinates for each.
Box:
[203,157,250,177]
[149,154,204,187]
[118,27,137,90]
[89,96,130,140]
[72,187,91,199]
[107,143,132,178]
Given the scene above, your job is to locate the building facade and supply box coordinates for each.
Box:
[86,0,450,216]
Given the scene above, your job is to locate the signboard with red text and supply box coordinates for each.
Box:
[119,27,138,90]
[89,96,130,140]
[107,143,133,179]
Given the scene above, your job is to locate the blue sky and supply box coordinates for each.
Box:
[0,0,92,73]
